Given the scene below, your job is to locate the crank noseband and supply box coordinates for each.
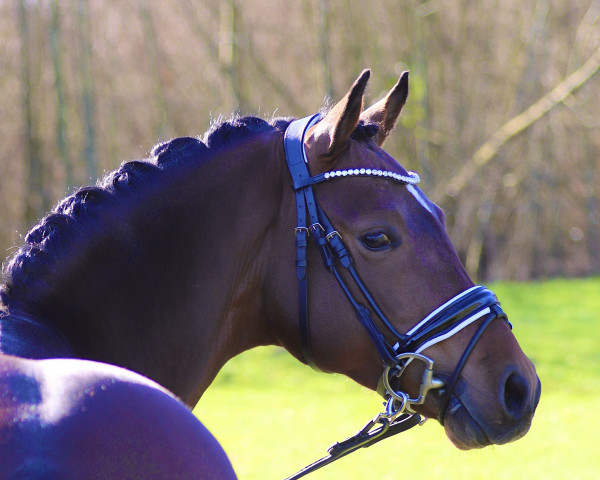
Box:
[378,285,509,424]
[283,115,510,480]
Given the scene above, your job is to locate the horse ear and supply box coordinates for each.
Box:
[305,70,370,169]
[360,71,409,146]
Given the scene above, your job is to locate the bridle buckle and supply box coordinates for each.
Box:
[325,230,342,242]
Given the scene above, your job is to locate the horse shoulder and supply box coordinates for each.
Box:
[0,355,236,480]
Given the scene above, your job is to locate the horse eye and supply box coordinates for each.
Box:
[361,232,394,251]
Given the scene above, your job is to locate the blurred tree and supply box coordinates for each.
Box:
[77,0,97,182]
[18,0,48,227]
[318,0,333,99]
[0,0,598,281]
[50,0,72,190]
[220,0,248,113]
[138,0,169,140]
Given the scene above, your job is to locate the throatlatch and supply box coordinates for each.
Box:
[282,115,509,480]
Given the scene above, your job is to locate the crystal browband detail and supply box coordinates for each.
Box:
[295,168,421,189]
[324,169,420,183]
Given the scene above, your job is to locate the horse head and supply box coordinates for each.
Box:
[268,70,540,450]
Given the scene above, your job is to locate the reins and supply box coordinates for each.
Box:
[282,115,509,479]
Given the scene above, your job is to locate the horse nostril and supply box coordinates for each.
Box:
[502,371,529,419]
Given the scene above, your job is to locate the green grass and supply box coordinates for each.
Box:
[194,278,600,479]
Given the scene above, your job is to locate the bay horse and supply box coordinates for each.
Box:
[0,70,540,479]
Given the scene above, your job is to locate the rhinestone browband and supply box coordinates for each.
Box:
[294,168,421,189]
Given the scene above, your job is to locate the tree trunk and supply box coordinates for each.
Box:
[50,0,72,191]
[77,0,97,181]
[18,0,47,227]
[138,0,169,140]
[219,0,247,113]
[317,0,333,99]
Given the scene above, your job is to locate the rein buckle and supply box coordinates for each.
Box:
[381,352,445,414]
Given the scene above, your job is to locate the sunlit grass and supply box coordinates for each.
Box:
[194,278,600,479]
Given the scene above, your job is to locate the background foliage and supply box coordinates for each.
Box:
[1,0,599,280]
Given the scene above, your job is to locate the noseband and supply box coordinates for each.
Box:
[283,114,510,479]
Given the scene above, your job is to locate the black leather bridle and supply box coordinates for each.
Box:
[283,114,510,479]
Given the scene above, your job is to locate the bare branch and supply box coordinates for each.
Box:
[434,44,600,202]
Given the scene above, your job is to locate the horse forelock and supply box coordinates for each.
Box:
[350,120,380,142]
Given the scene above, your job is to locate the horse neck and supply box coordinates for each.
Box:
[19,134,288,405]
[0,311,74,359]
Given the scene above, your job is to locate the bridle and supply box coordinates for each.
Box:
[283,114,510,479]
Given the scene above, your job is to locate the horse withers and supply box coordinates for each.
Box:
[0,70,540,478]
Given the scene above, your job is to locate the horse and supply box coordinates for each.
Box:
[0,70,540,479]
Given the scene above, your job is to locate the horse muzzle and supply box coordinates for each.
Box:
[443,362,542,449]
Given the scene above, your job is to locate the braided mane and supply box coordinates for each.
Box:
[0,116,289,313]
[0,114,379,314]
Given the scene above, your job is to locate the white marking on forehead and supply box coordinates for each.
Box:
[406,184,434,215]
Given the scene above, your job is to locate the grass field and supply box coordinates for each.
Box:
[194,278,600,479]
